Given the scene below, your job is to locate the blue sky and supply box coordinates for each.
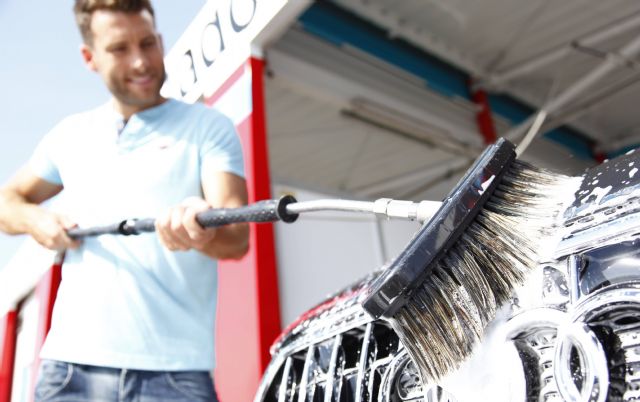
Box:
[0,1,206,269]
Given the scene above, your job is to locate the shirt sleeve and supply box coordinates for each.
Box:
[28,126,63,185]
[199,113,245,179]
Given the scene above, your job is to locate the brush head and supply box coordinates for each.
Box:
[361,138,578,382]
[362,138,516,319]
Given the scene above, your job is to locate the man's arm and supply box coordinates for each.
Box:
[199,171,249,259]
[155,171,250,260]
[0,167,78,250]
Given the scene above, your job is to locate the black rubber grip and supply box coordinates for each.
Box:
[66,196,299,239]
[195,195,298,228]
[68,223,123,240]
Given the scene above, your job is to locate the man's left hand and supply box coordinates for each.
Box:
[155,197,217,252]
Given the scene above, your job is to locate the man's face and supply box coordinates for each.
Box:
[81,9,165,116]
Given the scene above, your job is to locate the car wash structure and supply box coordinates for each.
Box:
[3,0,640,401]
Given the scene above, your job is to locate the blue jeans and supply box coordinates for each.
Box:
[34,360,219,402]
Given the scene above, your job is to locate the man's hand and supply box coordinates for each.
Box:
[28,209,80,251]
[155,197,217,252]
[0,167,78,251]
[158,172,249,259]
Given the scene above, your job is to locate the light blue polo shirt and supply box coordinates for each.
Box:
[30,99,244,370]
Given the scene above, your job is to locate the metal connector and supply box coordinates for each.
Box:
[287,198,442,223]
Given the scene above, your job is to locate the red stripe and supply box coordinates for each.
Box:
[592,149,607,163]
[471,87,498,145]
[204,63,247,107]
[249,57,282,371]
[214,57,282,402]
[29,262,62,402]
[0,311,18,402]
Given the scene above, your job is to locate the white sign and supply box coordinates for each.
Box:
[162,0,291,103]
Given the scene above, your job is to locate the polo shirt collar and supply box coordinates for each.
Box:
[105,99,175,142]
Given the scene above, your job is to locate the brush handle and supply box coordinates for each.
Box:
[67,195,298,239]
[67,222,128,239]
[196,196,298,227]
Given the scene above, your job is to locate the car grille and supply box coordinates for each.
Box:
[261,321,405,402]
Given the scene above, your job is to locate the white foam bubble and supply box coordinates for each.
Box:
[581,185,613,205]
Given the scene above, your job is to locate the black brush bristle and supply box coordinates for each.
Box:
[361,139,580,382]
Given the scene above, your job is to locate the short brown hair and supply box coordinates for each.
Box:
[73,0,156,44]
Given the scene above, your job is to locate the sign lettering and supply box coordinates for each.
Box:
[163,0,290,103]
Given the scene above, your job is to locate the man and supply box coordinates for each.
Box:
[0,1,248,401]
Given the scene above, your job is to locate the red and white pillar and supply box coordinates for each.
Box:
[27,261,62,402]
[470,85,498,145]
[204,56,282,402]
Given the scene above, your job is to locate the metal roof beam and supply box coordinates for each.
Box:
[481,10,640,90]
[331,0,483,77]
[539,73,640,141]
[506,34,640,154]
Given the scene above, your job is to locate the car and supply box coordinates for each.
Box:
[254,147,640,402]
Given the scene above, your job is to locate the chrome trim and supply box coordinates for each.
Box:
[323,334,342,402]
[553,323,609,402]
[278,357,293,402]
[567,255,582,304]
[355,323,374,402]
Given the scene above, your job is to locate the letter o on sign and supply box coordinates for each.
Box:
[202,20,225,67]
[179,50,197,96]
[230,0,256,32]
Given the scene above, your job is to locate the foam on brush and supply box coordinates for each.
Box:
[362,139,581,382]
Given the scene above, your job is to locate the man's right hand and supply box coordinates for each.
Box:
[27,209,80,251]
[0,167,79,251]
